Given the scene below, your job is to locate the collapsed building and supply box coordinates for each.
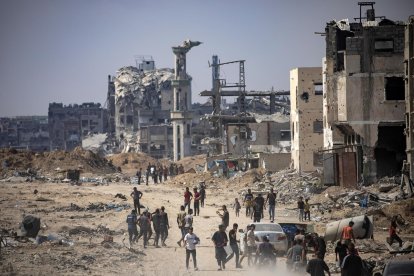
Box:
[48,102,108,151]
[200,55,292,173]
[112,57,174,157]
[0,116,49,152]
[323,3,406,186]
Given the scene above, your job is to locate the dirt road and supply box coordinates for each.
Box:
[0,179,357,275]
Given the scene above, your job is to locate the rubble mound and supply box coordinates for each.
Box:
[176,154,206,172]
[0,147,116,178]
[106,152,158,175]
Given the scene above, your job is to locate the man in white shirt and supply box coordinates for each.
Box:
[184,227,199,271]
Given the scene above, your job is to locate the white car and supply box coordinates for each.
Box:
[239,222,288,254]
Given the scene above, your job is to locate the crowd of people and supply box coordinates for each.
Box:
[135,162,185,185]
[125,173,398,275]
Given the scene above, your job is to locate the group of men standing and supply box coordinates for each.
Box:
[243,188,277,222]
[135,162,185,185]
[127,188,170,248]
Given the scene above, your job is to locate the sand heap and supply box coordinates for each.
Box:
[0,147,117,178]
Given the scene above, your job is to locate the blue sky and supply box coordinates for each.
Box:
[0,0,412,116]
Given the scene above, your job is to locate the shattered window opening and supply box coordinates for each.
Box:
[313,120,323,133]
[314,83,323,95]
[385,77,404,101]
[375,39,394,52]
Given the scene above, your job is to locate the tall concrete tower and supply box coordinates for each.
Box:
[171,40,202,161]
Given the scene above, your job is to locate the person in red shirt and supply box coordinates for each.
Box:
[193,187,201,216]
[184,187,193,213]
[389,219,403,247]
[340,221,356,247]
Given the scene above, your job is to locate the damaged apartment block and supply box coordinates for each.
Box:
[323,3,406,186]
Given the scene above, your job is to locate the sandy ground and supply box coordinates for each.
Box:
[0,175,411,276]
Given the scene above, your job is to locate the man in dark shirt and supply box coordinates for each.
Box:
[151,208,161,247]
[126,210,138,246]
[137,211,150,248]
[314,234,327,260]
[265,188,277,222]
[226,223,242,268]
[183,187,193,213]
[341,243,363,276]
[254,194,265,219]
[217,205,229,229]
[199,183,206,207]
[130,187,143,214]
[298,196,305,221]
[193,187,201,216]
[335,241,347,267]
[306,253,331,276]
[136,168,142,185]
[255,236,276,265]
[212,224,228,271]
[159,206,169,247]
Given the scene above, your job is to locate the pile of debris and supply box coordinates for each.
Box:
[238,168,323,204]
[0,147,117,179]
[57,202,131,212]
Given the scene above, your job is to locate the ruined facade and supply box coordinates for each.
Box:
[226,119,290,156]
[0,116,49,151]
[171,40,201,161]
[48,102,108,151]
[290,67,323,172]
[323,16,406,186]
[405,16,414,179]
[113,58,174,155]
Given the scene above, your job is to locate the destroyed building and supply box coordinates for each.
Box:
[0,116,49,151]
[323,4,406,186]
[48,102,108,151]
[290,67,323,172]
[112,57,174,156]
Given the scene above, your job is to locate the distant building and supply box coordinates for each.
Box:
[48,102,108,151]
[323,8,406,186]
[290,67,323,172]
[0,116,49,151]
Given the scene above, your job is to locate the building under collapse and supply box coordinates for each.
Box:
[323,4,406,186]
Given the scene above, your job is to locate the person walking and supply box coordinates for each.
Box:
[184,209,193,236]
[216,205,229,230]
[335,241,347,268]
[193,187,201,216]
[212,224,228,271]
[244,189,254,217]
[265,188,277,222]
[226,223,242,268]
[199,182,206,207]
[298,196,305,222]
[253,202,262,223]
[176,205,186,247]
[304,198,311,221]
[245,224,257,266]
[130,187,143,214]
[159,206,169,247]
[163,165,168,182]
[151,208,161,247]
[341,243,363,276]
[136,168,142,185]
[306,253,331,276]
[137,211,150,248]
[183,187,193,213]
[184,227,199,271]
[254,193,265,219]
[340,221,356,247]
[146,164,151,185]
[388,218,403,247]
[126,210,138,246]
